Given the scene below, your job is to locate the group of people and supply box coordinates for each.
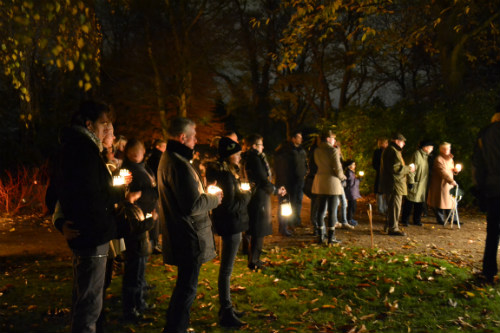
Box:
[372,134,463,236]
[49,99,500,333]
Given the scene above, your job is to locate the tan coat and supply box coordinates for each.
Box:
[427,154,455,209]
[312,142,346,195]
[379,142,412,196]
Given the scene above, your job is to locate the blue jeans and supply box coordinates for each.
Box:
[317,195,340,229]
[339,190,348,223]
[219,233,242,309]
[163,262,202,333]
[123,256,148,314]
[71,243,109,333]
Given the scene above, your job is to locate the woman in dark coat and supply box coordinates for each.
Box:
[206,137,251,328]
[244,134,285,271]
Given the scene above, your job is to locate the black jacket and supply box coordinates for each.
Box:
[372,148,384,194]
[245,149,275,237]
[121,159,158,214]
[121,202,154,258]
[274,141,307,189]
[206,162,251,236]
[473,121,500,198]
[146,147,163,180]
[57,126,124,249]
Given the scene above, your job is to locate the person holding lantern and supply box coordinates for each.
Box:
[205,136,251,328]
[427,142,461,225]
[244,134,286,270]
[157,117,222,333]
[401,140,434,226]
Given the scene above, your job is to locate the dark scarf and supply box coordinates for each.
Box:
[167,139,194,161]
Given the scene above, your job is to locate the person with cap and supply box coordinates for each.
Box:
[205,136,251,328]
[379,133,415,236]
[427,142,461,225]
[344,160,362,225]
[473,105,500,283]
[157,117,222,333]
[401,140,434,226]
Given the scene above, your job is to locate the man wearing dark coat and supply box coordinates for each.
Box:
[157,117,222,333]
[473,108,500,283]
[372,138,388,214]
[274,130,308,235]
[379,133,415,236]
[146,139,166,254]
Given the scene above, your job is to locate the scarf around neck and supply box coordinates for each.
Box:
[73,125,103,152]
[167,139,194,161]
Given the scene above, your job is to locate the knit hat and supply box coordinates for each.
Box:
[343,159,355,168]
[218,137,242,159]
[419,139,434,148]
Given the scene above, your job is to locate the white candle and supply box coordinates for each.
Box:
[281,202,293,217]
[240,182,251,191]
[455,163,462,172]
[207,185,222,195]
[119,169,130,177]
[113,175,125,186]
[358,171,365,177]
[145,213,153,219]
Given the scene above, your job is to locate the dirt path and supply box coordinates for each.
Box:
[0,196,487,270]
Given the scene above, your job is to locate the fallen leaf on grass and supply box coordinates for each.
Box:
[230,285,246,292]
[321,304,336,309]
[357,283,371,288]
[448,299,458,307]
[359,313,376,320]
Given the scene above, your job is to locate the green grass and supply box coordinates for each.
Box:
[2,244,500,332]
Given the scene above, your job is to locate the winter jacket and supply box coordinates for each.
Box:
[121,202,154,258]
[57,126,124,249]
[345,169,361,201]
[372,148,384,194]
[312,142,346,195]
[245,149,275,237]
[473,121,500,198]
[206,162,251,236]
[406,149,430,203]
[274,141,307,189]
[379,142,412,196]
[157,140,219,266]
[427,154,456,209]
[121,159,158,214]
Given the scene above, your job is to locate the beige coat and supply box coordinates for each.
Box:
[312,142,346,195]
[427,154,455,209]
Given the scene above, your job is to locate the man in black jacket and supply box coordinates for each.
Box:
[274,131,307,236]
[54,101,128,333]
[146,139,166,254]
[473,108,500,283]
[158,117,222,333]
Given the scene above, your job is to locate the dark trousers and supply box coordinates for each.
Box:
[163,262,202,333]
[248,236,264,268]
[122,256,148,315]
[149,217,161,249]
[290,180,304,226]
[434,208,454,225]
[347,199,357,222]
[310,194,320,230]
[401,199,424,225]
[317,195,340,230]
[71,243,109,333]
[219,233,242,309]
[386,193,402,232]
[482,197,500,278]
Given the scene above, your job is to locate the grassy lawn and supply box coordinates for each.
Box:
[2,244,500,332]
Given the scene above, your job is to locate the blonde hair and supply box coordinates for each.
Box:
[439,142,451,147]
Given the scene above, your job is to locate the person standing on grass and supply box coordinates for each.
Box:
[473,108,500,283]
[312,130,346,244]
[244,134,286,270]
[206,137,251,328]
[372,138,389,214]
[54,100,131,333]
[157,117,222,333]
[379,133,415,236]
[401,140,434,227]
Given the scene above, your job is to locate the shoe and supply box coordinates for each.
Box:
[327,230,341,244]
[248,260,265,271]
[413,222,423,226]
[341,222,354,230]
[348,220,358,227]
[388,230,406,236]
[152,246,162,255]
[232,308,245,318]
[219,307,247,328]
[334,222,342,228]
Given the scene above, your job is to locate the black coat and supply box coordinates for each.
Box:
[121,159,158,214]
[473,121,500,198]
[146,148,163,180]
[372,148,384,194]
[122,202,154,258]
[206,162,251,236]
[245,149,275,237]
[274,141,307,189]
[57,127,124,249]
[157,140,219,266]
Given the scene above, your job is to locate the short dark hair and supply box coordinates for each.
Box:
[124,138,145,154]
[71,100,110,127]
[290,130,302,139]
[167,117,195,138]
[153,139,166,147]
[246,133,263,146]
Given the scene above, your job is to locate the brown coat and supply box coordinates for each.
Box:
[427,154,455,209]
[311,142,346,195]
[379,142,412,196]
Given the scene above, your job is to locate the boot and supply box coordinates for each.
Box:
[316,227,326,244]
[219,307,246,328]
[327,229,341,244]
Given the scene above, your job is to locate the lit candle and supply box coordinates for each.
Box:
[113,175,125,186]
[207,185,222,195]
[280,202,293,217]
[240,182,251,191]
[358,171,365,177]
[120,169,131,177]
[409,163,415,169]
[455,163,462,172]
[145,213,153,219]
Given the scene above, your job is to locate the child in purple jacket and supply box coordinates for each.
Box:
[344,160,362,225]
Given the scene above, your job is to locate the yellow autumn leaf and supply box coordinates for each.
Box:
[84,82,92,91]
[67,60,74,71]
[465,291,475,297]
[77,38,84,49]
